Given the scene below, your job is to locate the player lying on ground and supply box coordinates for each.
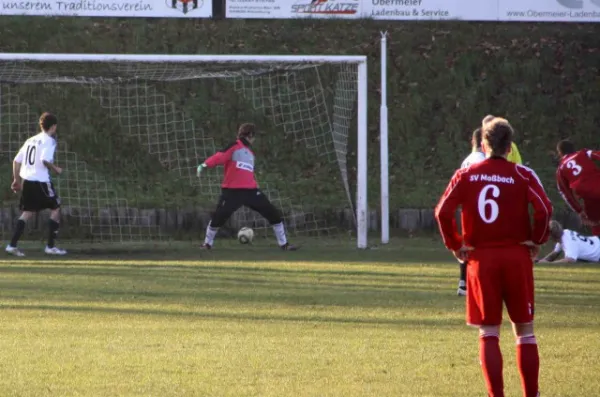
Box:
[536,220,600,264]
[436,117,552,397]
[196,123,298,251]
[5,112,66,257]
[555,139,600,236]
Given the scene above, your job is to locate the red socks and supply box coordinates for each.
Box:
[478,332,539,397]
[517,336,540,397]
[480,333,504,397]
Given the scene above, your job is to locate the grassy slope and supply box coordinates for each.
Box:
[0,19,598,209]
[0,239,598,396]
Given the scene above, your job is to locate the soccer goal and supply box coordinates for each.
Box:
[0,53,368,248]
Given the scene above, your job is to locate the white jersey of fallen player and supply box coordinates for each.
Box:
[14,131,56,183]
[553,229,600,262]
[460,151,486,169]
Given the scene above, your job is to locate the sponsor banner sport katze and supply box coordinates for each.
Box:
[0,0,212,17]
[226,0,362,19]
[226,0,497,20]
[226,0,600,21]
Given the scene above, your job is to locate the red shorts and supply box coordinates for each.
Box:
[575,184,600,222]
[578,189,600,235]
[466,246,535,326]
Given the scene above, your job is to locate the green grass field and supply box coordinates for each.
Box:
[0,238,598,396]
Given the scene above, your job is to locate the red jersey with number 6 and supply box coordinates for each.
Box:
[556,149,600,214]
[435,157,553,251]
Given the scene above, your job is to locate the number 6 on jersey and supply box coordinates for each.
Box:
[478,184,500,224]
[435,160,552,252]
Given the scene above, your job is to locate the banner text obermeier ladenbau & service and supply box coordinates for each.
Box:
[226,0,600,22]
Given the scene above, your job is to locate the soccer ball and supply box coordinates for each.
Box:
[237,227,254,244]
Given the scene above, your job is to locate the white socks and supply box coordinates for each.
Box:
[272,222,287,246]
[205,222,288,246]
[516,334,537,345]
[204,223,218,245]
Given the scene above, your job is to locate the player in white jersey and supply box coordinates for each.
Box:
[454,127,486,296]
[537,220,600,263]
[5,112,66,257]
[461,150,485,169]
[461,126,485,169]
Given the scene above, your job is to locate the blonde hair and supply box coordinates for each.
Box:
[482,114,495,125]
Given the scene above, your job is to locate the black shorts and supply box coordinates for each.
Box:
[210,188,282,227]
[19,180,61,212]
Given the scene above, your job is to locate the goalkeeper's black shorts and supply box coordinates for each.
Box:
[210,188,282,227]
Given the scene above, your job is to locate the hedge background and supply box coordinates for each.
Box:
[0,18,598,223]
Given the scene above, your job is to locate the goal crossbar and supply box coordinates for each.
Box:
[0,53,367,64]
[0,53,369,249]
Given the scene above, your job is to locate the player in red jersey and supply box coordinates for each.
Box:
[555,139,600,235]
[196,123,298,251]
[435,118,552,397]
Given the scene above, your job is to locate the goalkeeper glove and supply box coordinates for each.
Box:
[196,163,207,177]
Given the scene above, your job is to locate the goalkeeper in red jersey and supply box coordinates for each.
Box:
[555,139,600,235]
[196,123,298,251]
[436,118,552,397]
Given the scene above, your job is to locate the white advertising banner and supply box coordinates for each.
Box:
[226,0,600,21]
[365,0,497,21]
[226,0,363,19]
[0,0,212,18]
[499,0,600,22]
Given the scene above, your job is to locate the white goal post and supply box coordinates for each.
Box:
[0,53,369,249]
[379,32,390,245]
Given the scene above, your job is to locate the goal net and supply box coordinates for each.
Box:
[0,54,368,247]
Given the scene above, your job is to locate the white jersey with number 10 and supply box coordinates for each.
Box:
[14,132,56,183]
[554,229,600,262]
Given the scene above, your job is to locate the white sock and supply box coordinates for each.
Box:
[458,280,466,288]
[272,222,287,246]
[204,223,218,245]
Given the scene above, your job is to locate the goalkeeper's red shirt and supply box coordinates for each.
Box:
[203,138,258,189]
[435,157,552,251]
[556,149,600,214]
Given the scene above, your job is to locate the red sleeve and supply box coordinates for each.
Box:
[434,170,464,251]
[556,168,582,213]
[587,150,600,161]
[204,143,235,168]
[528,170,553,245]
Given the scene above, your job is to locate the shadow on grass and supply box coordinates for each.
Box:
[0,302,462,328]
[3,237,451,264]
[0,243,467,314]
[0,245,597,326]
[0,263,454,279]
[0,265,458,311]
